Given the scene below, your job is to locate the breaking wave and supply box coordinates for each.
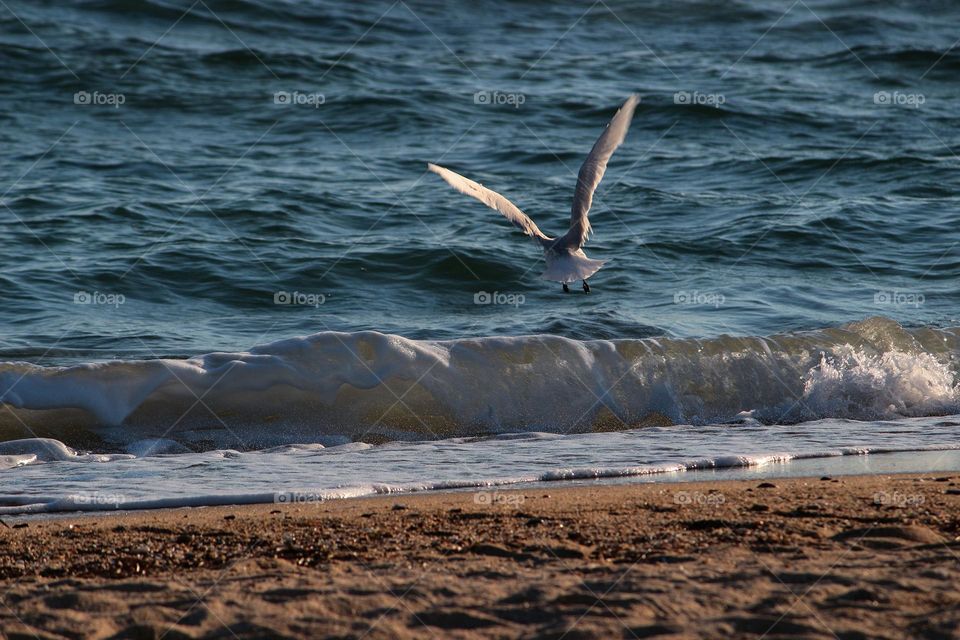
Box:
[1,317,958,450]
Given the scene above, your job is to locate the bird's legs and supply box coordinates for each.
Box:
[582,280,591,293]
[563,283,570,293]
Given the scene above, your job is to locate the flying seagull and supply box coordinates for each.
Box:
[428,94,639,293]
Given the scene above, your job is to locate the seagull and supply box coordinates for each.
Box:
[428,94,639,293]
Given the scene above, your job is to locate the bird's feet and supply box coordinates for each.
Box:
[563,283,570,293]
[582,280,591,293]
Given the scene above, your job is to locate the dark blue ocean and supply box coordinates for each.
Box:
[3,0,960,512]
[3,0,960,354]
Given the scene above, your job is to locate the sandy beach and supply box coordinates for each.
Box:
[1,472,958,639]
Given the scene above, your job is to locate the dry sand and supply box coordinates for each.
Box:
[2,473,960,639]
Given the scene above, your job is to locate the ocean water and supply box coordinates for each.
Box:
[2,0,960,513]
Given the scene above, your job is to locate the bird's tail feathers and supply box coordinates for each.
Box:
[540,252,606,283]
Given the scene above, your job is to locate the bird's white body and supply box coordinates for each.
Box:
[541,247,606,284]
[428,95,639,290]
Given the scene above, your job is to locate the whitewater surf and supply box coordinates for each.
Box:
[1,317,957,452]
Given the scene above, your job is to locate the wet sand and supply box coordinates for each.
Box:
[2,472,960,639]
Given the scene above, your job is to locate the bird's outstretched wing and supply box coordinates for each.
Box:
[564,94,639,249]
[427,163,552,242]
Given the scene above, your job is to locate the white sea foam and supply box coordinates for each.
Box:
[0,438,132,463]
[2,442,957,515]
[0,318,957,449]
[802,346,958,419]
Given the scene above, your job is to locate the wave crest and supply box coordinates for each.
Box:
[802,346,958,420]
[1,318,958,449]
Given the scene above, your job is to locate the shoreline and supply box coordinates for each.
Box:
[6,446,960,518]
[3,472,960,638]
